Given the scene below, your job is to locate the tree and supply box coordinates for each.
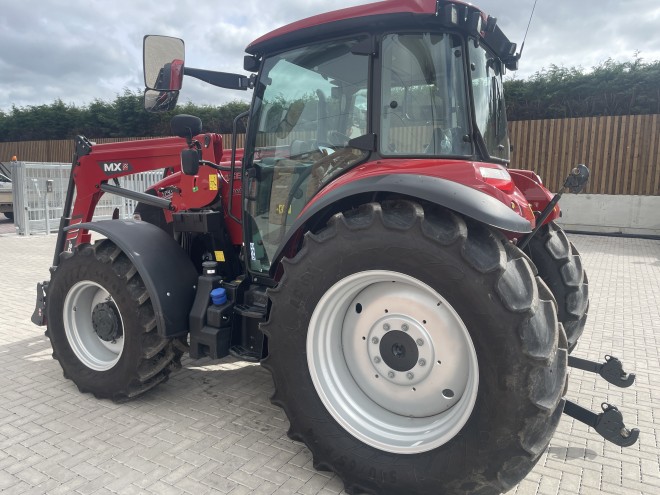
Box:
[0,91,249,142]
[505,57,660,120]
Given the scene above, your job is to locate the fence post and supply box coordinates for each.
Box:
[45,179,53,234]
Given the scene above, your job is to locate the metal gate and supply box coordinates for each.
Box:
[11,161,164,235]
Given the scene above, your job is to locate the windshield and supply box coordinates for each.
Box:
[380,33,471,157]
[244,39,370,273]
[469,39,510,161]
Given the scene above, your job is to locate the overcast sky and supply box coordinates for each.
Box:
[1,0,659,112]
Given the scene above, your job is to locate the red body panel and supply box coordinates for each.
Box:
[307,159,539,227]
[509,170,560,224]
[65,135,554,252]
[67,134,243,247]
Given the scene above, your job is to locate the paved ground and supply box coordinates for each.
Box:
[0,230,658,495]
[0,216,16,235]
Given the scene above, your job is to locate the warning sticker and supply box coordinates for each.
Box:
[214,250,225,262]
[209,174,218,191]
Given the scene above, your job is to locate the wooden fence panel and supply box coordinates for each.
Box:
[509,115,660,195]
[2,115,659,195]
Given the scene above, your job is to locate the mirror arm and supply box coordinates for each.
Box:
[183,67,252,90]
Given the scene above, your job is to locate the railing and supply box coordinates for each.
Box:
[10,161,163,235]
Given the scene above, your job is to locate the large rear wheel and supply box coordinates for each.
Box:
[46,240,177,401]
[263,201,567,495]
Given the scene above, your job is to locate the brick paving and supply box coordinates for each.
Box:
[0,231,658,494]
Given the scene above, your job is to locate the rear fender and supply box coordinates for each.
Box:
[62,220,197,338]
[271,174,533,274]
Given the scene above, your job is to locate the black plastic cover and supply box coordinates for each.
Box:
[64,220,198,337]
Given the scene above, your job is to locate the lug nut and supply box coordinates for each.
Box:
[371,337,379,344]
[401,323,409,331]
[383,323,390,331]
[406,372,414,380]
[418,359,426,366]
[416,339,424,346]
[388,371,395,379]
[374,356,381,364]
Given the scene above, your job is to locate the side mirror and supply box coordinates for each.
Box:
[143,35,185,112]
[144,36,185,90]
[564,164,590,193]
[144,89,180,112]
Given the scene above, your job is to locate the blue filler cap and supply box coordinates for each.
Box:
[210,287,227,305]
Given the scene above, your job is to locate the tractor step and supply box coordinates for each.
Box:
[568,355,635,388]
[563,401,639,447]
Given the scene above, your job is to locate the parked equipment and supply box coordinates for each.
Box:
[33,2,637,494]
[0,161,13,221]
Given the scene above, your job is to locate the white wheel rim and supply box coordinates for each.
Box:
[63,281,125,371]
[307,270,479,454]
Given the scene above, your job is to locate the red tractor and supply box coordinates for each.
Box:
[32,1,638,494]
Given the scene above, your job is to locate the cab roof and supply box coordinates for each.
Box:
[246,0,475,56]
[245,0,519,70]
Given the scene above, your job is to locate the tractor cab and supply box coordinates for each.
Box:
[242,28,512,274]
[143,0,519,277]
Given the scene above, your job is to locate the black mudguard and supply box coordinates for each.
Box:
[273,174,532,265]
[63,220,197,338]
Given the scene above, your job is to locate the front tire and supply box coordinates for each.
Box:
[46,240,177,401]
[263,201,567,495]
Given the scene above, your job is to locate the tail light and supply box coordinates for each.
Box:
[477,166,515,194]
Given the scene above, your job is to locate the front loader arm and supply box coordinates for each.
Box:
[60,133,225,256]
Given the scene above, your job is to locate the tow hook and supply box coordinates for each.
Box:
[563,401,640,447]
[568,355,636,388]
[564,354,639,447]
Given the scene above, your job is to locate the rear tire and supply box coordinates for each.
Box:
[4,211,13,221]
[526,221,589,352]
[263,201,567,495]
[46,240,176,401]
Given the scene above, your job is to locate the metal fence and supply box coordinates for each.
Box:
[10,161,164,235]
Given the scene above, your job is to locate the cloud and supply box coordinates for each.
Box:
[1,0,657,111]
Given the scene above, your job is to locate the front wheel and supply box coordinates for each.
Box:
[263,201,567,495]
[46,240,177,401]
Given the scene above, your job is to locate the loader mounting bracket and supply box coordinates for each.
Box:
[568,355,635,388]
[563,401,639,447]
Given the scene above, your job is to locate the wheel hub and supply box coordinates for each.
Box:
[91,301,123,342]
[366,317,434,387]
[380,329,419,372]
